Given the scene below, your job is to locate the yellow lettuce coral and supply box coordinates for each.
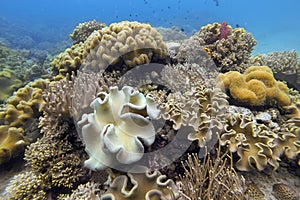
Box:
[77,86,160,170]
[217,65,291,106]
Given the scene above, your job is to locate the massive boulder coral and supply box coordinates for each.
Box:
[177,22,256,72]
[217,65,291,106]
[77,86,160,170]
[101,168,179,199]
[52,21,168,78]
[70,20,106,44]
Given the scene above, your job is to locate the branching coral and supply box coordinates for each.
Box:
[217,65,291,106]
[70,20,106,44]
[101,168,179,199]
[177,22,256,72]
[179,147,246,199]
[77,86,161,170]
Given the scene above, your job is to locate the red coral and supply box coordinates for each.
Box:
[219,21,231,39]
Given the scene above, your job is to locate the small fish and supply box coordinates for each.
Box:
[272,183,300,200]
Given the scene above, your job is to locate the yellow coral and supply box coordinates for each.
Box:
[0,79,48,165]
[0,68,23,102]
[217,66,291,106]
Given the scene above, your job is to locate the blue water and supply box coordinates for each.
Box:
[0,0,300,54]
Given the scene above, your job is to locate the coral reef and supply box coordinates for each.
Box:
[0,79,48,165]
[179,147,246,199]
[70,20,106,44]
[71,71,119,121]
[77,86,161,170]
[61,182,103,200]
[52,21,168,78]
[101,168,179,199]
[5,171,49,200]
[217,65,291,106]
[272,183,300,200]
[250,50,300,90]
[220,105,300,171]
[0,67,23,102]
[177,22,256,72]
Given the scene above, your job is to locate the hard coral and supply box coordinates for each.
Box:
[179,150,246,199]
[77,86,160,170]
[217,65,291,106]
[250,50,300,90]
[70,20,106,44]
[177,22,256,72]
[101,168,179,199]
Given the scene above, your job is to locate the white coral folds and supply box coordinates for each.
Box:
[78,86,160,170]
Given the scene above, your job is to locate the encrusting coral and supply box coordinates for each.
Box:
[77,86,161,170]
[217,65,291,106]
[70,20,106,44]
[176,22,257,72]
[52,21,168,78]
[101,167,179,200]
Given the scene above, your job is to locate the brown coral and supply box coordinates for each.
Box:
[179,148,246,199]
[52,21,168,78]
[0,79,48,165]
[100,168,179,199]
[272,183,300,200]
[70,20,106,44]
[250,50,300,90]
[177,22,256,72]
[220,105,300,171]
[217,65,291,106]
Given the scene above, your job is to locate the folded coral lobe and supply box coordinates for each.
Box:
[77,86,160,170]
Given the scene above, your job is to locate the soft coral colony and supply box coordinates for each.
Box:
[0,20,299,199]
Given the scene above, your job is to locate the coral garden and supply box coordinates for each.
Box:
[0,20,299,200]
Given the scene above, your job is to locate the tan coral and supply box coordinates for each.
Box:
[52,21,167,78]
[70,20,106,44]
[100,168,179,199]
[177,22,256,72]
[0,79,48,165]
[217,65,291,106]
